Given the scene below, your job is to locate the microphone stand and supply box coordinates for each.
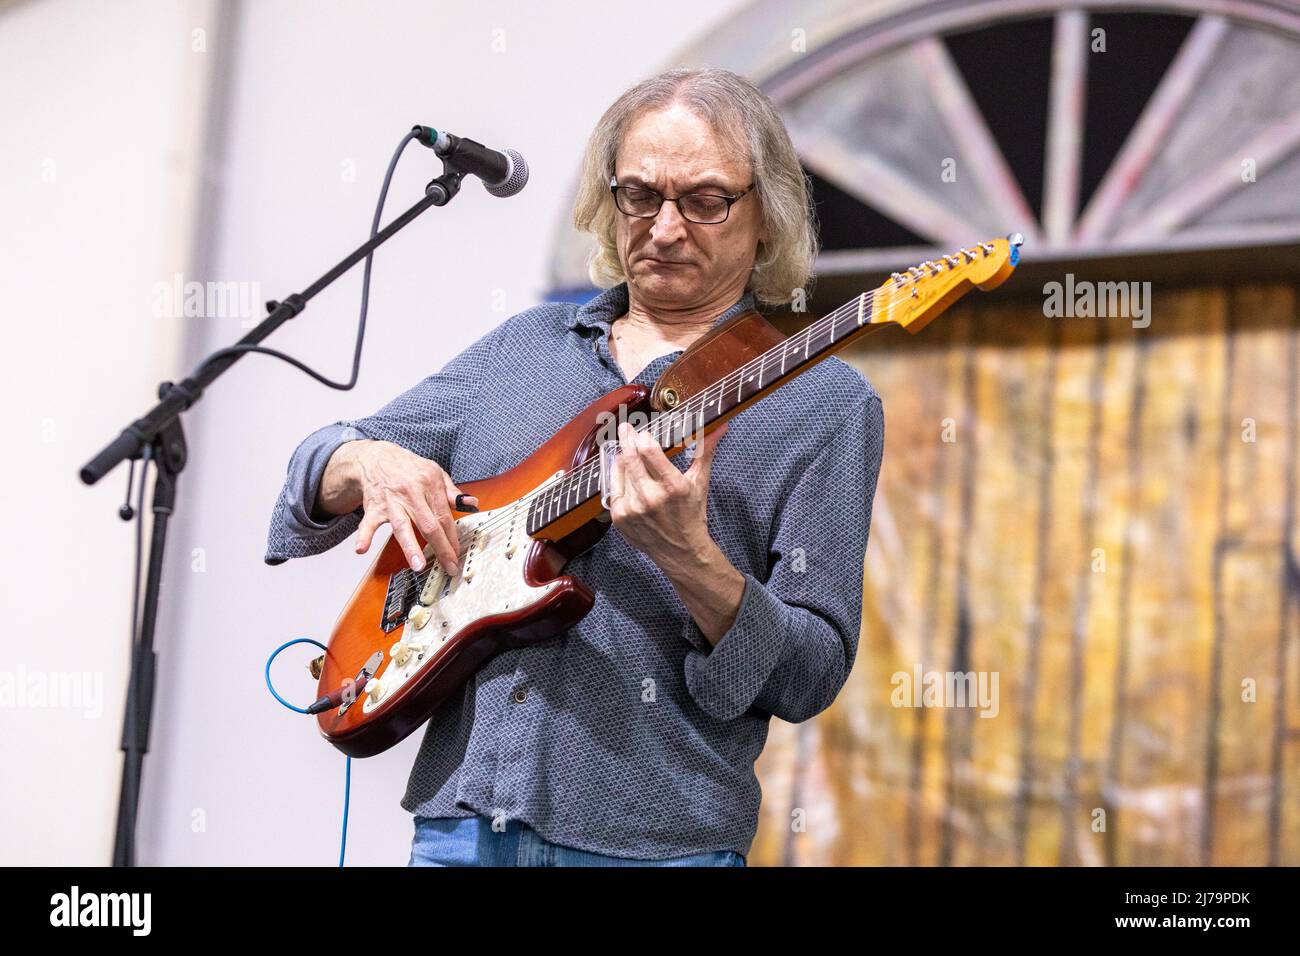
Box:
[81,158,470,868]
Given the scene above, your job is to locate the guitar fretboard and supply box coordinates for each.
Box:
[525,287,893,536]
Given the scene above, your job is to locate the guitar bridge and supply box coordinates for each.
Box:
[381,567,418,633]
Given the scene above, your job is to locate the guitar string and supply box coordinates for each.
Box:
[513,281,909,517]
[392,277,928,602]
[394,245,997,604]
[464,286,896,538]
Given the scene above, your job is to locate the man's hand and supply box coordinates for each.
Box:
[607,419,745,644]
[607,419,728,568]
[316,439,477,573]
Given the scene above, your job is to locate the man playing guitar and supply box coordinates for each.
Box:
[266,67,884,866]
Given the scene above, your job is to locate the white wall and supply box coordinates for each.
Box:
[2,0,750,865]
[0,0,218,865]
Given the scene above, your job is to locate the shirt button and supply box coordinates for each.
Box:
[512,688,528,704]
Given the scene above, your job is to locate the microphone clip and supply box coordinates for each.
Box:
[413,126,468,204]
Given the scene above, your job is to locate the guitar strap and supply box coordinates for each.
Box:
[649,306,789,413]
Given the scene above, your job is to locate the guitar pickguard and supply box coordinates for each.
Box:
[359,495,563,714]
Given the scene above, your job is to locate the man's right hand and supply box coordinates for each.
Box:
[316,439,478,574]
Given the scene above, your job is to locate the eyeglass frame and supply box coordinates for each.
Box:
[608,175,756,224]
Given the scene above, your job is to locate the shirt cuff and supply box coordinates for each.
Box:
[285,424,367,535]
[682,571,793,721]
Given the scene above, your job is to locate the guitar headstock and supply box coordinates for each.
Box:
[870,233,1023,335]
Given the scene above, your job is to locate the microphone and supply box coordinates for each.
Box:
[414,126,529,197]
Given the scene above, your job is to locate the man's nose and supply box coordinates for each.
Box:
[649,199,688,245]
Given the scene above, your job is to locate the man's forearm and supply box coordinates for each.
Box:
[657,536,746,646]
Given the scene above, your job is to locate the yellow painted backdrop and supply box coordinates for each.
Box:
[754,283,1300,866]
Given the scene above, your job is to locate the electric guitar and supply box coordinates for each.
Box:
[310,235,1022,756]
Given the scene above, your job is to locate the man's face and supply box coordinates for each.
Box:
[613,104,763,311]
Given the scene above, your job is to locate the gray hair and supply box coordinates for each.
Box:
[571,68,818,308]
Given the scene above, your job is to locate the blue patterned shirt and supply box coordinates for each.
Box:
[265,283,884,860]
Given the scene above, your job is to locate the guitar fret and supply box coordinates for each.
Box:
[519,240,1023,552]
[533,288,883,535]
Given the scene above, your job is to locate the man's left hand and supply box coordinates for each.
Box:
[607,419,729,570]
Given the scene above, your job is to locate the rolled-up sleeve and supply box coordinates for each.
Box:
[264,321,506,565]
[684,393,884,722]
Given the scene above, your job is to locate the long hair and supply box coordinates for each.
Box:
[572,68,819,307]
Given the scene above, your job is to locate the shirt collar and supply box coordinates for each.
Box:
[565,282,757,332]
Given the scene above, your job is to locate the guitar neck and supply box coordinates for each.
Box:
[648,288,900,449]
[525,236,1021,535]
[523,288,896,536]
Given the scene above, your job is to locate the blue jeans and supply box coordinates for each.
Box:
[408,815,746,867]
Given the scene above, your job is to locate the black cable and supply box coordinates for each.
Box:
[192,128,421,389]
[112,130,420,867]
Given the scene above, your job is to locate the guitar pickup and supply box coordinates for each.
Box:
[418,567,447,606]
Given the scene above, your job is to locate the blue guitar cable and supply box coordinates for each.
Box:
[265,638,351,868]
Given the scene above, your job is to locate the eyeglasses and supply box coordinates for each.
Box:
[609,176,755,224]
